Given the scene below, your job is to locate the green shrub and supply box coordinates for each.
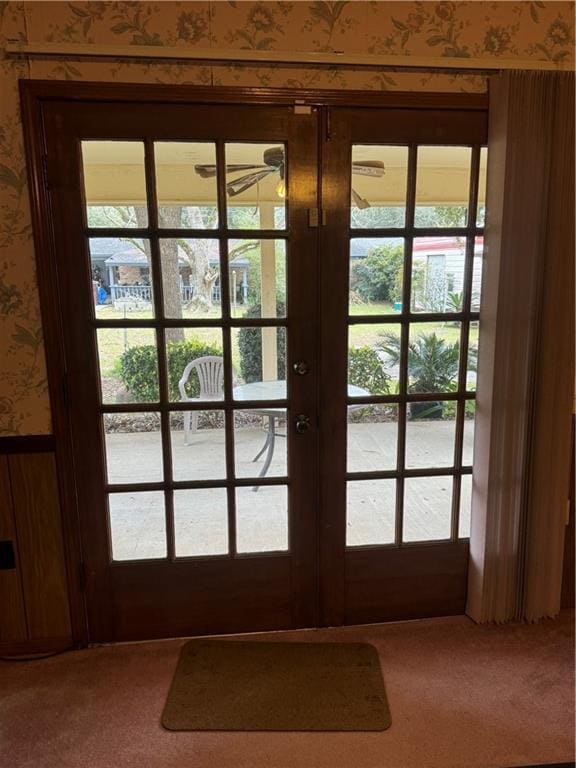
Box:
[350,244,404,303]
[238,303,286,383]
[348,346,390,395]
[118,338,222,402]
[443,400,476,420]
[380,331,460,394]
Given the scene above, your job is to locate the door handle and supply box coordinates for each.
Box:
[294,414,310,434]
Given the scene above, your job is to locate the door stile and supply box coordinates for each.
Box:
[317,110,350,627]
[285,111,321,629]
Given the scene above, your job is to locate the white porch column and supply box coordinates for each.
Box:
[259,202,278,381]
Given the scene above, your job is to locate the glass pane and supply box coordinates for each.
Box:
[347,404,398,473]
[108,491,166,560]
[97,328,159,404]
[406,400,455,468]
[89,238,153,319]
[471,237,483,312]
[236,485,288,553]
[462,401,476,466]
[104,412,162,484]
[228,239,286,319]
[234,409,287,479]
[407,322,461,394]
[350,145,408,228]
[349,238,404,316]
[346,479,396,547]
[155,142,218,229]
[459,474,472,538]
[225,143,286,230]
[348,324,400,397]
[476,147,487,227]
[411,237,466,313]
[232,327,286,398]
[403,476,452,542]
[170,410,226,482]
[174,488,228,557]
[82,141,147,228]
[165,328,224,403]
[467,328,478,392]
[160,239,221,320]
[414,146,472,228]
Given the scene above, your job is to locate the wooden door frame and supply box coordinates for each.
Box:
[20,81,487,647]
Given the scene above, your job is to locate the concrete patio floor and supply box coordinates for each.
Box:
[104,420,474,560]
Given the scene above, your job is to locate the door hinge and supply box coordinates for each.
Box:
[41,154,51,190]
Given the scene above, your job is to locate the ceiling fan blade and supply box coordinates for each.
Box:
[352,160,385,178]
[194,163,269,179]
[352,187,371,209]
[194,164,217,178]
[227,168,275,197]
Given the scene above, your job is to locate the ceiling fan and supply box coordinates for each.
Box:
[194,147,384,208]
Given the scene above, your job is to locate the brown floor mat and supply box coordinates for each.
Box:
[162,640,391,731]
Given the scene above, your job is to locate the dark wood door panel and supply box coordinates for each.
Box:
[101,558,293,642]
[345,543,469,624]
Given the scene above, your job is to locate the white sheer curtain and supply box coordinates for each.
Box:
[467,71,575,623]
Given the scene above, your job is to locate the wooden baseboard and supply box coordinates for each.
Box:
[0,636,74,658]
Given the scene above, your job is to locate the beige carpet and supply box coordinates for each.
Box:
[162,640,391,731]
[1,612,573,768]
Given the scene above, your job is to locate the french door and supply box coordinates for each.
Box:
[29,87,487,642]
[319,107,486,626]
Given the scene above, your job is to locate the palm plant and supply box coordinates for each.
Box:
[379,332,462,418]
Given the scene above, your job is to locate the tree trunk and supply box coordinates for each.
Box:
[159,208,186,343]
[183,207,219,312]
[135,206,184,344]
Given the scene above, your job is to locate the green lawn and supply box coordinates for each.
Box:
[95,301,478,386]
[348,301,478,349]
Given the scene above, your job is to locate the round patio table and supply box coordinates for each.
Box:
[232,380,369,487]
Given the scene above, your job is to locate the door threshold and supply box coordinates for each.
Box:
[88,612,474,649]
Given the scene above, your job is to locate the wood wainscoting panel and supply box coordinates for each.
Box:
[0,456,28,642]
[8,453,72,641]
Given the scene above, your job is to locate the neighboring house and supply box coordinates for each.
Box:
[412,237,483,312]
[89,238,249,308]
[351,236,483,312]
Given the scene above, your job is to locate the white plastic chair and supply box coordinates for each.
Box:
[178,356,225,444]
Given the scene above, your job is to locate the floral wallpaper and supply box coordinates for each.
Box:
[0,1,574,435]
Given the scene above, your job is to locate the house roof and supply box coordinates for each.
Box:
[102,246,249,268]
[413,236,484,253]
[89,237,127,257]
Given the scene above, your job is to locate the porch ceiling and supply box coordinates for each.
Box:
[81,141,486,207]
